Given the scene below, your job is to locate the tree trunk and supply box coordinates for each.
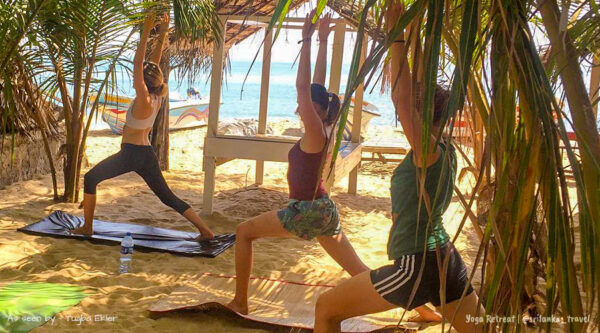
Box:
[538,0,600,221]
[151,52,170,171]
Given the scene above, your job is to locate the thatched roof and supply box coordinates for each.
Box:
[215,0,384,51]
[216,0,308,52]
[169,0,383,77]
[169,0,306,77]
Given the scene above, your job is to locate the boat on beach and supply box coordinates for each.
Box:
[91,93,211,135]
[340,95,381,139]
[93,93,380,138]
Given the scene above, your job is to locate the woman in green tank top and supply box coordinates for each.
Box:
[313,2,485,332]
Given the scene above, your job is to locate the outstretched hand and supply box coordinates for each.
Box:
[302,8,318,40]
[318,12,334,41]
[158,12,170,33]
[143,10,157,30]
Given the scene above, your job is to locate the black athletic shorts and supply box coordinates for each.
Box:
[370,242,473,310]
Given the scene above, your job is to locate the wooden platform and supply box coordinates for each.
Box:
[203,134,363,213]
[205,134,297,163]
[362,137,410,163]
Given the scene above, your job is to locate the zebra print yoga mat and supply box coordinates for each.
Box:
[18,211,235,257]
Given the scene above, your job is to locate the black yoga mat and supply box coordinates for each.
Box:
[18,211,235,257]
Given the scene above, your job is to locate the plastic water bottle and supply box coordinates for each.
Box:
[119,232,134,274]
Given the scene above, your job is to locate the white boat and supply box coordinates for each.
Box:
[91,93,210,135]
[339,95,381,139]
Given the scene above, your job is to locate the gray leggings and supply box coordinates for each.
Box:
[83,143,190,215]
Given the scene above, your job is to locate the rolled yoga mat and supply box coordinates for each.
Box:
[18,211,235,257]
[149,273,421,332]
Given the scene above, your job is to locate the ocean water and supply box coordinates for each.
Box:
[102,59,598,131]
[200,61,397,126]
[108,60,398,127]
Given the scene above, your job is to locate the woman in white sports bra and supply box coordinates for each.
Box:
[72,12,214,241]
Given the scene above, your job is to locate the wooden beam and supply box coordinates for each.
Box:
[226,15,347,24]
[227,21,355,32]
[351,38,367,143]
[348,35,367,194]
[207,18,226,138]
[256,27,273,185]
[328,23,346,94]
[203,17,226,214]
[202,156,217,214]
[205,136,294,162]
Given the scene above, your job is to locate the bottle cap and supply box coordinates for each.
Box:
[126,232,131,236]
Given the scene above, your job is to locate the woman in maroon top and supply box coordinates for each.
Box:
[226,10,368,315]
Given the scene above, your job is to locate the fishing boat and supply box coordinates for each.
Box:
[91,93,211,135]
[339,95,381,140]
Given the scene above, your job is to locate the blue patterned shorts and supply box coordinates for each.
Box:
[276,195,341,240]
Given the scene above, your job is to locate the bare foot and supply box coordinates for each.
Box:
[196,230,215,242]
[407,311,442,323]
[71,225,93,236]
[225,299,248,315]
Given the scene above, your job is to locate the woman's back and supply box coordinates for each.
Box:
[386,142,456,259]
[287,140,328,200]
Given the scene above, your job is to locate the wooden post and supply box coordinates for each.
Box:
[348,36,367,194]
[328,23,346,94]
[202,16,226,214]
[256,27,273,185]
[590,53,599,119]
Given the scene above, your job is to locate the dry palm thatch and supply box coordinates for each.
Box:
[169,0,306,78]
[0,64,60,140]
[169,0,385,79]
[0,57,61,199]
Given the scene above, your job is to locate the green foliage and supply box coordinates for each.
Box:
[0,282,86,333]
[1,0,222,201]
[264,0,600,330]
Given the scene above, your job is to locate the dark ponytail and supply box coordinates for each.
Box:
[310,83,340,126]
[325,92,340,126]
[143,61,168,97]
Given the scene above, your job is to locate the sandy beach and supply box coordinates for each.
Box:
[0,120,483,332]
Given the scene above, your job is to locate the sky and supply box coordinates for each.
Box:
[227,3,358,64]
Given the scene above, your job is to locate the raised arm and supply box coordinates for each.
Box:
[386,2,438,166]
[133,12,155,98]
[148,12,170,64]
[313,13,333,85]
[297,9,326,153]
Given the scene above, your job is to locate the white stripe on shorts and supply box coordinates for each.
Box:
[377,255,415,297]
[373,255,407,289]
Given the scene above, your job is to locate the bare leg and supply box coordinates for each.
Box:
[314,273,446,332]
[318,234,441,323]
[410,304,442,322]
[72,193,96,236]
[437,291,485,333]
[182,208,214,241]
[317,233,369,276]
[226,210,294,315]
[314,271,396,333]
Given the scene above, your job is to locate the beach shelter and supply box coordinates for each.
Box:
[202,2,374,214]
